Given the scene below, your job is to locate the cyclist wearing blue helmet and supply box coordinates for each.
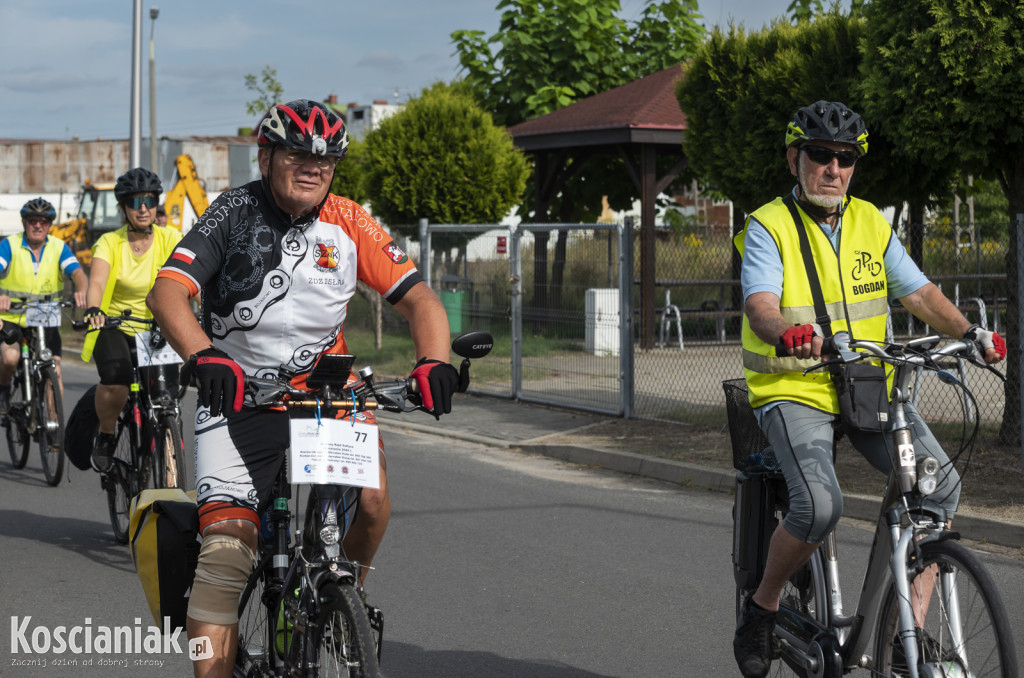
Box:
[0,198,88,412]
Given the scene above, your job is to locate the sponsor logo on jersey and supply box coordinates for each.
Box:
[383,240,408,264]
[313,240,340,271]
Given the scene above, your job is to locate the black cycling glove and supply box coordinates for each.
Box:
[180,347,245,418]
[409,358,459,420]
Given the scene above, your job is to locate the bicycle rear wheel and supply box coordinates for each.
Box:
[875,539,1018,678]
[5,406,30,469]
[736,550,831,678]
[152,415,185,489]
[304,581,382,678]
[37,366,65,486]
[105,418,138,544]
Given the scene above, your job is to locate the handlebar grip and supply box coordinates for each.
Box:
[773,334,837,357]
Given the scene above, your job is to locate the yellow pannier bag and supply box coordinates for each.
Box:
[129,488,200,633]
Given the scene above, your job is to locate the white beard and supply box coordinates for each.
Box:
[803,191,844,209]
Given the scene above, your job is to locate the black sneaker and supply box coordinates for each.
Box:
[91,432,116,473]
[734,597,778,678]
[0,385,10,415]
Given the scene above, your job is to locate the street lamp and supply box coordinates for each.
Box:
[149,7,160,174]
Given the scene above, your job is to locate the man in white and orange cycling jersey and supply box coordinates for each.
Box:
[147,99,458,678]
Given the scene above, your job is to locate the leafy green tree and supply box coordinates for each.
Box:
[452,0,705,128]
[244,65,284,117]
[360,83,528,277]
[330,137,367,206]
[860,0,1024,446]
[675,9,953,217]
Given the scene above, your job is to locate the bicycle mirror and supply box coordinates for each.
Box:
[451,331,493,360]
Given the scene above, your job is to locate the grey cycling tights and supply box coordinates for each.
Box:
[759,401,961,544]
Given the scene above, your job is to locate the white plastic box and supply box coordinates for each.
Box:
[585,288,620,356]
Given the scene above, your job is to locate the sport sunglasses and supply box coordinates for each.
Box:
[128,195,159,210]
[801,145,859,168]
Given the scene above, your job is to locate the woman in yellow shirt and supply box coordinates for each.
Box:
[84,167,182,472]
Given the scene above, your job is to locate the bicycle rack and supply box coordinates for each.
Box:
[658,289,683,350]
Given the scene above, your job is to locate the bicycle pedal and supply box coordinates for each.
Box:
[366,604,384,634]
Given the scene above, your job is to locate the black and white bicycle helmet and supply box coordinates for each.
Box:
[258,99,349,159]
[20,197,56,221]
[114,167,163,200]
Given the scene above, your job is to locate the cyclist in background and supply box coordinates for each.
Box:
[147,99,458,678]
[731,100,1006,678]
[0,197,88,411]
[83,168,183,473]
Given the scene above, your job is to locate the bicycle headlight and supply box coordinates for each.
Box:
[916,456,940,495]
[319,525,341,546]
[39,347,53,362]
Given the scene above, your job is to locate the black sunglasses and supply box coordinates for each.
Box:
[801,145,859,168]
[129,195,159,210]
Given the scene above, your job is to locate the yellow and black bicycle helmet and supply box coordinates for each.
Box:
[785,101,869,156]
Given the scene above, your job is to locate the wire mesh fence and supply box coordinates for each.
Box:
[413,219,1019,452]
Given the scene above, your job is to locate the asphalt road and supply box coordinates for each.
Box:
[2,362,1022,677]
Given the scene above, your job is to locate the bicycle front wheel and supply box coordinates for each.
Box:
[304,581,382,678]
[152,415,185,489]
[5,407,30,469]
[235,555,273,678]
[37,367,65,486]
[105,419,138,544]
[875,539,1018,678]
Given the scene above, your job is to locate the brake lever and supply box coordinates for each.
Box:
[802,357,844,376]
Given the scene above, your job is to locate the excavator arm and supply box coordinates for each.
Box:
[163,154,209,231]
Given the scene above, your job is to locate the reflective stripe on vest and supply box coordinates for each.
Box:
[734,196,892,411]
[0,234,65,326]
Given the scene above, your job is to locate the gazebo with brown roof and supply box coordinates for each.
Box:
[508,65,689,349]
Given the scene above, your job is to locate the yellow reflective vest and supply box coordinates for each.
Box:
[0,234,67,326]
[734,196,892,412]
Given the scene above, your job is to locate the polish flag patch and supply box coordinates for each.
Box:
[172,248,196,265]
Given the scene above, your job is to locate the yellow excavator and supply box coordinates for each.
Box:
[49,154,209,267]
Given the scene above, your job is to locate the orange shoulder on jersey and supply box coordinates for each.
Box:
[318,194,419,294]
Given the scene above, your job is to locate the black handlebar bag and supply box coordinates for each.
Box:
[832,362,889,433]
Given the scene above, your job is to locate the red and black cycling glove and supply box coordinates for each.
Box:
[180,347,245,418]
[964,324,1006,360]
[409,358,459,420]
[780,324,817,350]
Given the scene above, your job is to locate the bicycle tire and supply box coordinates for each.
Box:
[106,418,138,544]
[235,555,274,678]
[5,406,30,469]
[37,367,65,486]
[302,581,382,678]
[152,415,185,489]
[875,539,1018,678]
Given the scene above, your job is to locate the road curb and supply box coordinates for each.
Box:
[383,419,1023,551]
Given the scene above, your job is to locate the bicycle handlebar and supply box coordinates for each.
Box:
[776,330,1005,382]
[71,309,155,332]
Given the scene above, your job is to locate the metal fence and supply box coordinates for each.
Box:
[411,218,1020,450]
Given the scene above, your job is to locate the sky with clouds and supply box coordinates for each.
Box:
[1,0,822,141]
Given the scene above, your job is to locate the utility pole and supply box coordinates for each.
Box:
[130,0,143,168]
[149,7,160,173]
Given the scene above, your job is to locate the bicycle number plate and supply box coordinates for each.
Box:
[288,418,380,489]
[134,331,183,366]
[24,302,61,328]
